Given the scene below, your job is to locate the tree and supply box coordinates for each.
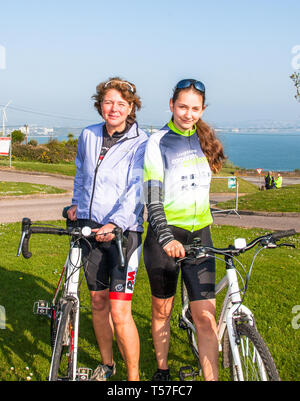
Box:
[290,72,300,102]
[11,130,25,143]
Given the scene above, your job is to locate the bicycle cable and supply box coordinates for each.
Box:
[69,236,110,290]
[63,237,90,286]
[239,244,266,307]
[214,254,247,297]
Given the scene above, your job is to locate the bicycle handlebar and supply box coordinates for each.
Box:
[17,216,127,267]
[182,229,296,259]
[269,229,296,241]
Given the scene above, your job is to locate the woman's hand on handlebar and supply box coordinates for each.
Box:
[163,240,185,258]
[92,223,116,242]
[67,205,77,221]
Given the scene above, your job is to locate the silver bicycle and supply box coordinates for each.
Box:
[17,208,126,381]
[178,229,296,381]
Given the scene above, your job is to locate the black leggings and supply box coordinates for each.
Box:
[143,225,215,301]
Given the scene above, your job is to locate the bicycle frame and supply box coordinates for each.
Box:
[215,257,268,381]
[180,255,263,381]
[49,241,82,381]
[179,229,296,381]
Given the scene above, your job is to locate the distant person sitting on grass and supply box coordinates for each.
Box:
[265,171,275,190]
[275,173,282,188]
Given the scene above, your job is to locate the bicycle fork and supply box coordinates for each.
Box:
[218,256,255,381]
[65,245,81,381]
[47,245,82,381]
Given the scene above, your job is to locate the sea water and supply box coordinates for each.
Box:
[217,132,300,172]
[34,127,300,172]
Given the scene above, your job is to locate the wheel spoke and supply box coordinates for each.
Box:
[227,323,280,381]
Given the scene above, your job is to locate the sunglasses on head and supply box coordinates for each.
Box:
[104,80,134,93]
[175,79,205,93]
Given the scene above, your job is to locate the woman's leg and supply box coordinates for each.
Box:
[90,289,114,366]
[190,298,218,381]
[151,295,175,370]
[143,225,183,376]
[110,299,140,381]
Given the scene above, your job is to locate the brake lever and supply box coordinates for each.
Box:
[114,227,126,268]
[277,243,296,248]
[17,231,26,257]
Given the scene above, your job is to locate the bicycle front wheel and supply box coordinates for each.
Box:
[49,299,77,381]
[226,322,280,381]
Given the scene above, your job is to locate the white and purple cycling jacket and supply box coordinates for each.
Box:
[72,122,148,233]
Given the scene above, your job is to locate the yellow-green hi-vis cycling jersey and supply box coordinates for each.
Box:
[143,120,213,246]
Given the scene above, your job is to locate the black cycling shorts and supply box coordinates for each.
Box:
[143,224,215,302]
[78,219,142,300]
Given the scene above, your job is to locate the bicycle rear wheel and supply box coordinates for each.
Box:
[180,277,199,361]
[49,299,77,381]
[225,322,280,381]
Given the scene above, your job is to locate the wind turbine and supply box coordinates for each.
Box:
[1,100,12,136]
[1,100,12,167]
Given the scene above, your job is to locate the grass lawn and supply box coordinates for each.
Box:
[0,159,259,195]
[217,185,300,213]
[211,176,258,194]
[0,182,66,197]
[0,160,76,177]
[0,222,299,381]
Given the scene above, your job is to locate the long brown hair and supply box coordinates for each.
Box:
[172,85,226,173]
[92,77,142,124]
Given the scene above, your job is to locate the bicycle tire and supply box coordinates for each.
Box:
[180,276,199,361]
[224,322,280,381]
[49,299,76,381]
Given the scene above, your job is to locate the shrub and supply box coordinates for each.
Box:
[11,139,78,164]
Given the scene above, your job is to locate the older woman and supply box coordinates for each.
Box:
[68,77,147,381]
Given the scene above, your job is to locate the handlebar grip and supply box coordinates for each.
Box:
[31,227,67,235]
[22,230,32,259]
[62,206,71,219]
[271,229,296,240]
[183,244,195,252]
[62,205,78,228]
[22,217,32,232]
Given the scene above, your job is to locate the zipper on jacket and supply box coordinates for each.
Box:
[88,125,140,221]
[188,131,197,233]
[89,157,102,220]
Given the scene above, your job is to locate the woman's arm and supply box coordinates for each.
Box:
[143,135,175,248]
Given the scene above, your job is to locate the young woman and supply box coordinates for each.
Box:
[68,77,148,381]
[143,79,225,381]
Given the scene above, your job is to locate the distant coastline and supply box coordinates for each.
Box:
[4,124,300,172]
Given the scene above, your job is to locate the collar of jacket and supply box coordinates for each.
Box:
[167,119,196,137]
[100,121,140,141]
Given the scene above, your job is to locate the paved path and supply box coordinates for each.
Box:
[0,194,73,223]
[0,168,299,232]
[212,211,300,232]
[0,168,73,222]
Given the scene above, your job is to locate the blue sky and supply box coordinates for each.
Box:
[1,0,300,128]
